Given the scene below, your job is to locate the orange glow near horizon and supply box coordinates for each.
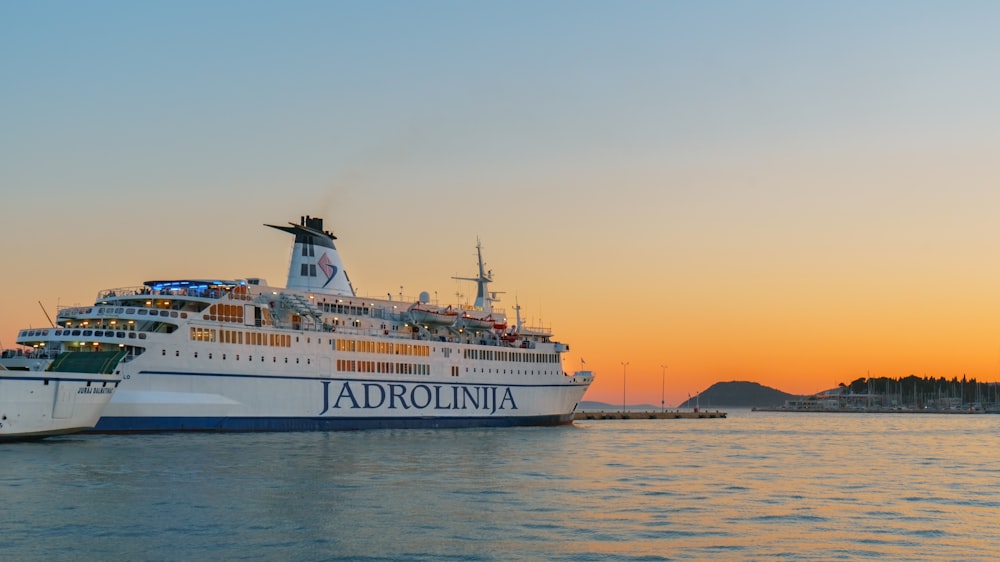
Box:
[4,215,999,410]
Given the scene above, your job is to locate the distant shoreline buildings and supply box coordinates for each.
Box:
[761,374,1000,413]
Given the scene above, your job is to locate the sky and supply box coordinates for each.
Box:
[3,0,1000,407]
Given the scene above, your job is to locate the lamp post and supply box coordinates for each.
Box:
[660,364,667,413]
[621,361,629,413]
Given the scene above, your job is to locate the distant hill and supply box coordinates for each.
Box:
[579,381,803,411]
[680,381,800,408]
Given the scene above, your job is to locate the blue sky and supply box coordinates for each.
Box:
[6,1,998,199]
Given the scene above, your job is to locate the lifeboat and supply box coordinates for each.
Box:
[408,303,459,327]
[457,312,495,330]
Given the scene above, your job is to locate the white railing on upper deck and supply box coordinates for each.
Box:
[57,305,94,317]
[96,286,149,299]
[95,284,252,302]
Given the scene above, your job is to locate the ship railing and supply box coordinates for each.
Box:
[56,305,93,318]
[96,286,149,299]
[1,346,60,359]
[90,285,259,305]
[318,324,419,341]
[521,323,552,334]
[458,304,507,316]
[97,285,250,301]
[152,287,228,300]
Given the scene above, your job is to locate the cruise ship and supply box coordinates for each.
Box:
[7,216,593,432]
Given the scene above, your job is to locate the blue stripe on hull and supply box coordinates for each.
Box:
[0,374,116,384]
[91,414,574,433]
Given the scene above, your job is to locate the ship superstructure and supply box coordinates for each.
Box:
[9,216,593,431]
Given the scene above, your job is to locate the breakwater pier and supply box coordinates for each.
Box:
[574,410,727,420]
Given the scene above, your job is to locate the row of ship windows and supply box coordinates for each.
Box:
[192,328,292,347]
[88,307,188,319]
[161,348,312,364]
[186,330,553,369]
[336,359,430,375]
[321,303,371,316]
[191,329,428,356]
[468,367,559,376]
[463,348,558,364]
[156,348,558,376]
[334,338,430,357]
[21,329,148,340]
[204,303,245,323]
[334,360,558,377]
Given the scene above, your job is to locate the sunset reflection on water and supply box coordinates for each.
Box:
[3,412,997,560]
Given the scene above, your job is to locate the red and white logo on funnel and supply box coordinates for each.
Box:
[318,252,339,288]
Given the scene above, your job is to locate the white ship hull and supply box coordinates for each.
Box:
[9,216,595,433]
[0,371,120,440]
[99,366,591,432]
[92,328,594,431]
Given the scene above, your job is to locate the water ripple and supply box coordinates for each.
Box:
[2,412,998,560]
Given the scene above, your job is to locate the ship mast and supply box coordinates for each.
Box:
[452,239,494,313]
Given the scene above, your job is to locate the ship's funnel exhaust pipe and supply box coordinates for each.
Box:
[265,216,355,296]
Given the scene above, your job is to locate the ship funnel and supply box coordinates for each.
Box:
[265,216,355,296]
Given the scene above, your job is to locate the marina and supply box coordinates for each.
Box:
[753,406,987,414]
[753,381,999,414]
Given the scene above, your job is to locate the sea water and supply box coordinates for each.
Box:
[2,410,998,561]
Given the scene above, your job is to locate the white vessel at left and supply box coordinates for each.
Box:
[0,360,122,441]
